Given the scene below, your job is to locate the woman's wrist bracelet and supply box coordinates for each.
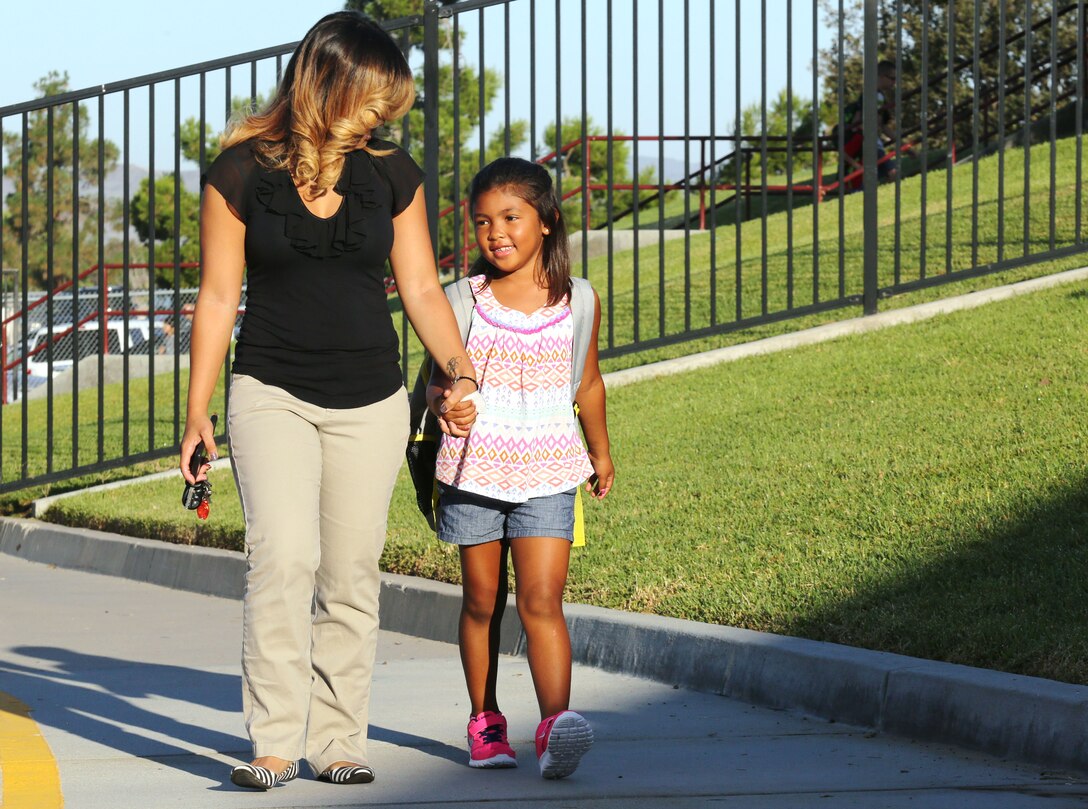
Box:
[451,375,479,391]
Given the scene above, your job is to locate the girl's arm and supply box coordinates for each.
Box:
[180,184,246,483]
[574,290,614,499]
[390,186,478,435]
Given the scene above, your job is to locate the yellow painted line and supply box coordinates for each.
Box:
[0,691,63,808]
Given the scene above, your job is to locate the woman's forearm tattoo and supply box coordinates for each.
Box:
[445,356,463,378]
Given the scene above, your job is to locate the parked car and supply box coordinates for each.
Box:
[21,319,153,380]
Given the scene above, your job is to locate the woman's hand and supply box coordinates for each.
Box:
[180,415,218,484]
[431,377,479,437]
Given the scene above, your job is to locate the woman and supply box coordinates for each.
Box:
[179,11,478,791]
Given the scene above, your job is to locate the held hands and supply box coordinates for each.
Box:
[180,414,218,484]
[428,377,480,438]
[585,451,615,500]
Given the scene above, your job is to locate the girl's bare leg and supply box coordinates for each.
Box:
[510,536,572,719]
[458,540,510,714]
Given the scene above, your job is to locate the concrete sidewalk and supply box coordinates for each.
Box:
[3,553,1087,808]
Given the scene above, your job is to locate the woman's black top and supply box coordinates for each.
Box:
[202,138,423,408]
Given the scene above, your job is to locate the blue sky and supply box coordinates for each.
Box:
[2,0,833,177]
[1,1,340,108]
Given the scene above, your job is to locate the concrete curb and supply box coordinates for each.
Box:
[0,517,246,598]
[3,517,1087,774]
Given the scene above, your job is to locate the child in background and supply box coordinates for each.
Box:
[428,157,614,779]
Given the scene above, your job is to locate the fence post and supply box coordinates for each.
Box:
[862,0,879,315]
[423,0,442,260]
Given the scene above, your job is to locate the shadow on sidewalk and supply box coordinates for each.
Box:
[371,724,465,765]
[0,645,470,781]
[0,645,246,777]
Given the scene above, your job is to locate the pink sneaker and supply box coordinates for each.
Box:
[535,710,593,779]
[466,711,517,769]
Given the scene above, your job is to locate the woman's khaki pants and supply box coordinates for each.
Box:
[227,375,407,774]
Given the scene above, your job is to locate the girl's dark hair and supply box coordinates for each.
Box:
[467,157,571,306]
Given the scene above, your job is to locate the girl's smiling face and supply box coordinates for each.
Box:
[472,187,549,276]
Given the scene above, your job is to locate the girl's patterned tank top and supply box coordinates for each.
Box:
[436,275,593,502]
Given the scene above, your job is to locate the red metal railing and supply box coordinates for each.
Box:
[1,262,200,403]
[431,133,911,278]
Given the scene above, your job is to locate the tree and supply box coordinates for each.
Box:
[2,72,120,289]
[347,0,428,51]
[538,117,651,231]
[346,0,529,266]
[718,90,819,182]
[128,95,264,288]
[129,177,202,287]
[346,0,430,151]
[406,62,527,262]
[818,1,1080,153]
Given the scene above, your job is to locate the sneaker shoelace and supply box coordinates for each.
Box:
[476,722,506,744]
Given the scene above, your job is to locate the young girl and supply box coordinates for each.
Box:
[428,157,614,780]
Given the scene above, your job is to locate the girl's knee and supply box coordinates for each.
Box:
[461,585,504,623]
[515,586,564,624]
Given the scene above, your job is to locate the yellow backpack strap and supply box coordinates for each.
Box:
[572,400,587,548]
[572,485,586,547]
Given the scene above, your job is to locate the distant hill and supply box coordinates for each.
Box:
[6,158,685,201]
[100,166,202,198]
[633,154,690,182]
[1,166,201,252]
[2,166,200,206]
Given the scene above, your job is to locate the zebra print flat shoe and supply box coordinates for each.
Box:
[229,760,299,790]
[317,764,375,785]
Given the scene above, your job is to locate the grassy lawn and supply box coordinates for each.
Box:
[41,279,1088,685]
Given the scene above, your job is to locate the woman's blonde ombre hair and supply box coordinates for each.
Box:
[221,11,415,193]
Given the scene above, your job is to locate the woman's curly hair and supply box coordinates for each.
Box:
[222,11,414,194]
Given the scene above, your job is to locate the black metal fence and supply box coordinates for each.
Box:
[0,0,1084,492]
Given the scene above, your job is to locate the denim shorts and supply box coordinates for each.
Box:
[436,484,576,545]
